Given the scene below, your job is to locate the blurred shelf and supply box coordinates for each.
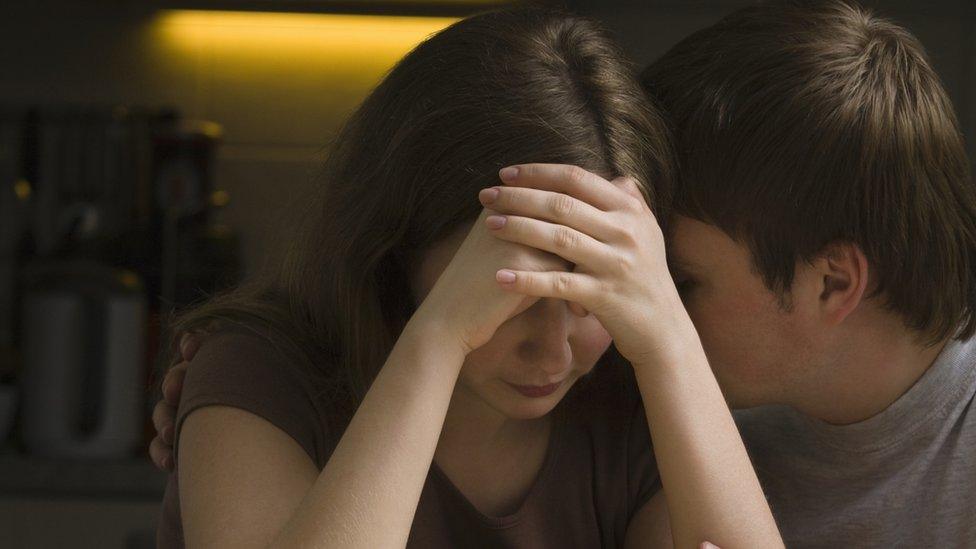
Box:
[0,452,167,500]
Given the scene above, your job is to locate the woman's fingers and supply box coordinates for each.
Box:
[478,185,596,317]
[499,164,630,211]
[567,301,589,317]
[485,213,613,271]
[495,269,600,308]
[611,176,653,212]
[479,185,622,243]
[484,167,653,320]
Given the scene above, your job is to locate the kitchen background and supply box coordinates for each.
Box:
[0,0,972,547]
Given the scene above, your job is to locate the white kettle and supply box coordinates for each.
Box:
[21,260,146,459]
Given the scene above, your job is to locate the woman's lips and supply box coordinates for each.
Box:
[506,380,563,398]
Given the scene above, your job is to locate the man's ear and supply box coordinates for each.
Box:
[813,242,870,325]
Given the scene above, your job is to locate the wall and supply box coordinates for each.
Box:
[4,1,970,275]
[1,1,457,275]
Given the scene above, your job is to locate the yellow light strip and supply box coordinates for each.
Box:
[152,10,458,76]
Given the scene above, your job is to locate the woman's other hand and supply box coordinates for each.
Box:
[410,207,570,356]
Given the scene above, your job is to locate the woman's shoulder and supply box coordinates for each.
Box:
[180,328,325,414]
[174,327,339,468]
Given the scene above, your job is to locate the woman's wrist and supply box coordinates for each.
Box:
[630,312,706,374]
[399,314,469,371]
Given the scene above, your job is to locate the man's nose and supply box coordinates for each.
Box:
[516,299,573,375]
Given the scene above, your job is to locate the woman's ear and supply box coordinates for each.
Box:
[813,242,870,326]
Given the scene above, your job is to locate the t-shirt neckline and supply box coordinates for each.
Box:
[793,335,976,454]
[428,399,569,529]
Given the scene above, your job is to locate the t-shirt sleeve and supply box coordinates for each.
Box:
[626,398,662,517]
[171,330,325,467]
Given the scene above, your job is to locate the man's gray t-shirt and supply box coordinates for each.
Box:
[735,336,976,548]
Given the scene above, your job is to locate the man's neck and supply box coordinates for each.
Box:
[791,329,949,425]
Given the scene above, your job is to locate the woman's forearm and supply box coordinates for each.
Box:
[269,318,465,549]
[632,322,783,549]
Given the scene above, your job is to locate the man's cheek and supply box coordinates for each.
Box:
[687,305,739,360]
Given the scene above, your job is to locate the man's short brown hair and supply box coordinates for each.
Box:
[642,0,976,343]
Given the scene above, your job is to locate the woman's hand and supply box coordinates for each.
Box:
[412,207,572,356]
[149,332,204,471]
[149,203,570,468]
[479,163,694,367]
[483,164,784,549]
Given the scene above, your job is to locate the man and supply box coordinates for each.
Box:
[640,1,976,546]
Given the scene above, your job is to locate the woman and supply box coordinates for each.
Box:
[153,8,781,548]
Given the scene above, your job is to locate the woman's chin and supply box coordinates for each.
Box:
[491,383,572,420]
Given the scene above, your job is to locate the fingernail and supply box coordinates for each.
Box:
[496,270,516,284]
[486,215,507,229]
[499,166,519,182]
[479,187,499,204]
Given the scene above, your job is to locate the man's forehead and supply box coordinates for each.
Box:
[668,215,738,269]
[668,216,708,259]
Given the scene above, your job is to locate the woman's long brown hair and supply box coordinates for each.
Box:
[156,7,674,434]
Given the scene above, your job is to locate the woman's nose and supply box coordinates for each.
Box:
[516,299,573,374]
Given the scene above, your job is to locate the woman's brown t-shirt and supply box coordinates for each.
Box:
[156,330,660,548]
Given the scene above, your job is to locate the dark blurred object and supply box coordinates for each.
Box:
[0,384,16,446]
[19,106,240,320]
[27,106,163,261]
[150,119,240,311]
[0,110,29,379]
[21,261,146,459]
[0,104,242,457]
[126,528,157,549]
